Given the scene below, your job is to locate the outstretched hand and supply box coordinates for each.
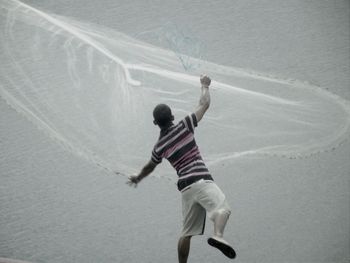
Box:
[200,74,211,87]
[126,175,139,188]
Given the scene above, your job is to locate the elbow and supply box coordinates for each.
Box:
[204,99,210,110]
[145,162,156,174]
[200,97,210,109]
[205,94,211,108]
[207,99,211,108]
[148,165,155,174]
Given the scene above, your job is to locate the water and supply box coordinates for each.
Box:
[1,1,349,262]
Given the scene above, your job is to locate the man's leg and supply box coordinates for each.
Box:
[178,235,192,263]
[195,181,236,259]
[195,181,231,238]
[208,208,236,259]
[213,208,231,238]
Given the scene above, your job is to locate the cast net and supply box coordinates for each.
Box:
[1,0,349,179]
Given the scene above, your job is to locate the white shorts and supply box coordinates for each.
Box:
[180,179,230,237]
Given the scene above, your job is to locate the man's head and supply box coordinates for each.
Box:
[153,104,174,128]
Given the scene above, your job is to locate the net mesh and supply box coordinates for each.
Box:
[1,0,349,179]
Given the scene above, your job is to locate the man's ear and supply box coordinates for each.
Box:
[153,120,158,125]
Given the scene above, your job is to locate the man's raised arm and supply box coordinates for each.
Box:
[194,75,211,123]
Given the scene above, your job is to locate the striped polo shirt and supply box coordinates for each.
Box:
[151,113,213,191]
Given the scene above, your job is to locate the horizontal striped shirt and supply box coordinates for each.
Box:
[151,113,213,190]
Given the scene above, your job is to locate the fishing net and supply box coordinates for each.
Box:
[1,0,349,179]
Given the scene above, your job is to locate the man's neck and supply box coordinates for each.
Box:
[160,122,174,133]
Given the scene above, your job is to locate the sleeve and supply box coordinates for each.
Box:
[183,113,198,133]
[151,148,162,164]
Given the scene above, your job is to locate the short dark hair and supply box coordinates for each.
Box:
[153,104,173,127]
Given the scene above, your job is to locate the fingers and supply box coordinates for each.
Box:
[200,74,208,80]
[200,74,211,86]
[126,176,138,188]
[126,180,137,188]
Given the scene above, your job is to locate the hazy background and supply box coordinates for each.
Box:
[1,0,349,262]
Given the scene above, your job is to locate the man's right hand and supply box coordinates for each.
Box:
[200,75,211,87]
[195,75,211,123]
[126,175,139,187]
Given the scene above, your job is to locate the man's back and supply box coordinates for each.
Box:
[151,113,213,191]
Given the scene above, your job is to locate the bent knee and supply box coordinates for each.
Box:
[210,208,231,221]
[219,208,231,216]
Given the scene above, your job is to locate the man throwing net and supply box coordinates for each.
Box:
[127,75,236,262]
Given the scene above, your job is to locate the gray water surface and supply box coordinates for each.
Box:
[1,1,349,262]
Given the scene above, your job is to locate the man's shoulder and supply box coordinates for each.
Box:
[155,121,186,146]
[181,113,198,132]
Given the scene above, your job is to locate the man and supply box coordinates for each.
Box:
[127,75,236,262]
